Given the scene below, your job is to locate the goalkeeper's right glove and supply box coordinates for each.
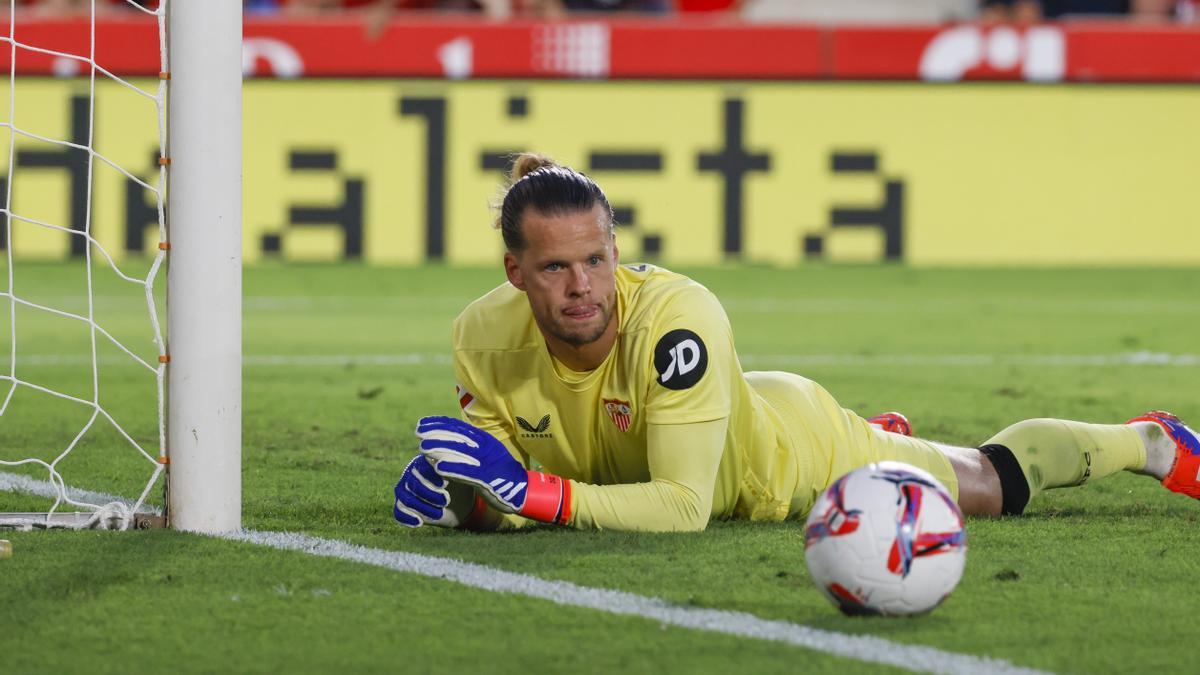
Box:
[416,415,571,525]
[392,454,480,529]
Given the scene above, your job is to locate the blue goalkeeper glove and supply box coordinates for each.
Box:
[415,415,571,525]
[393,454,480,529]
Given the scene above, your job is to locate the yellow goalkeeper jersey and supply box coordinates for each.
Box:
[451,263,818,532]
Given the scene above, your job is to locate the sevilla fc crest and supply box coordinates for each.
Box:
[603,398,633,432]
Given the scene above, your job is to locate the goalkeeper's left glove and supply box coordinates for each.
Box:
[415,415,571,525]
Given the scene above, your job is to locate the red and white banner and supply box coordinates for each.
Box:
[1,16,1197,82]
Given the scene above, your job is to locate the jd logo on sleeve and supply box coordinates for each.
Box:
[654,329,708,390]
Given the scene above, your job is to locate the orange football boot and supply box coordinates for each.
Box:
[868,412,913,437]
[1128,410,1200,499]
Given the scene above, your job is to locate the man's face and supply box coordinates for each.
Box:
[504,204,619,348]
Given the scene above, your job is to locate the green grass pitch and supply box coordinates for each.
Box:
[0,261,1196,674]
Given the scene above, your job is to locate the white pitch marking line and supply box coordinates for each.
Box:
[19,295,1200,316]
[222,529,1048,675]
[1,472,1046,675]
[0,353,452,367]
[3,351,1199,368]
[240,295,1200,315]
[0,471,158,514]
[739,351,1200,367]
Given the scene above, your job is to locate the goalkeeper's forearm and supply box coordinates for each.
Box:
[565,417,727,532]
[418,415,725,531]
[454,476,709,532]
[453,478,707,532]
[566,478,712,532]
[519,418,727,532]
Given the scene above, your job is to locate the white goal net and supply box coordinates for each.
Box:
[0,0,242,533]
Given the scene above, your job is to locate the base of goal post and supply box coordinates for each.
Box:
[0,512,167,530]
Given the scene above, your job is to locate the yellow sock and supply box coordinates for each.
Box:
[983,419,1146,501]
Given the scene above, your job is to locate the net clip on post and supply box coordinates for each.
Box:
[134,513,167,529]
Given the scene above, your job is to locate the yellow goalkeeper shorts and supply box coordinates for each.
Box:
[745,371,959,519]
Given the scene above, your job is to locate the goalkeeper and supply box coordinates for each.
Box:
[393,153,1200,532]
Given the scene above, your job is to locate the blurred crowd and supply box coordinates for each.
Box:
[981,0,1195,20]
[15,0,1199,22]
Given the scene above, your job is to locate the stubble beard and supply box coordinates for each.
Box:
[546,293,615,347]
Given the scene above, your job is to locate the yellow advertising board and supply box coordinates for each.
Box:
[3,79,1198,266]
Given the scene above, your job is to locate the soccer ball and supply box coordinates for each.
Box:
[803,461,967,616]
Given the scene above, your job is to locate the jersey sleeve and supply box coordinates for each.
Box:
[567,417,729,532]
[643,286,736,425]
[451,330,531,531]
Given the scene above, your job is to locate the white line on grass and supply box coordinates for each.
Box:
[0,471,158,514]
[243,353,452,367]
[1,472,1046,675]
[223,529,1047,675]
[739,352,1200,368]
[23,295,1200,316]
[0,353,452,367]
[235,295,1200,315]
[4,351,1199,368]
[721,297,1200,315]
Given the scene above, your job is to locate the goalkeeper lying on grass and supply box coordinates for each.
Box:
[393,153,1199,532]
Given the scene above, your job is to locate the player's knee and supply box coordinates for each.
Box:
[677,502,711,532]
[945,448,1004,518]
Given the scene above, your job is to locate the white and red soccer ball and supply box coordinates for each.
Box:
[803,461,967,616]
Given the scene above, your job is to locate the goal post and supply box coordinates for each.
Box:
[0,0,244,533]
[166,0,243,533]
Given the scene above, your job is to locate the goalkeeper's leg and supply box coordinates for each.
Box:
[750,371,1189,517]
[973,412,1199,514]
[840,406,1181,516]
